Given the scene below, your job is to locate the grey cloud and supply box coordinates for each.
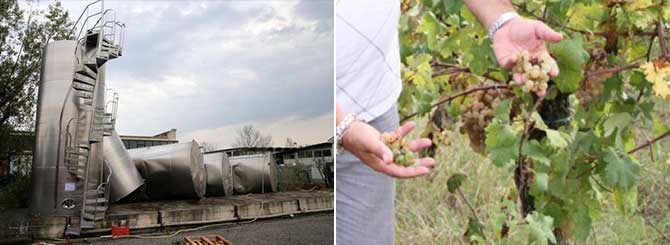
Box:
[71,1,336,135]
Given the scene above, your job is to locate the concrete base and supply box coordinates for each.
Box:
[0,191,332,240]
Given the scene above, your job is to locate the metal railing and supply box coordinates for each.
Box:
[69,1,125,59]
[105,89,119,128]
[68,0,104,41]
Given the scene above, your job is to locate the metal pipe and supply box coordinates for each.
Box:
[203,152,233,196]
[128,141,206,199]
[102,130,143,202]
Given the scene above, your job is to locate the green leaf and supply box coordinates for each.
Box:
[523,140,551,167]
[613,187,638,214]
[416,12,443,51]
[464,218,485,242]
[442,0,463,16]
[525,212,557,245]
[493,99,511,123]
[447,173,467,193]
[545,129,569,149]
[567,3,607,31]
[549,35,587,93]
[603,113,632,137]
[531,172,549,194]
[602,147,640,190]
[572,204,592,241]
[485,121,519,167]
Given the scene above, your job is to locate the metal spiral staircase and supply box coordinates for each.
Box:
[61,0,125,235]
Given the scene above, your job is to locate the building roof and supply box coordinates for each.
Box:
[205,142,333,155]
[119,129,178,141]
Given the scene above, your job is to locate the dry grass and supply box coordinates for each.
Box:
[395,120,670,244]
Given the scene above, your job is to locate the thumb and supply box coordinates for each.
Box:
[372,141,394,164]
[535,22,563,43]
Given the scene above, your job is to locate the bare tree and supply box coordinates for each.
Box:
[200,142,219,152]
[232,125,272,147]
[285,137,298,147]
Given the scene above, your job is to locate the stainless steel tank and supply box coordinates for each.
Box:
[229,154,278,194]
[102,130,144,202]
[128,141,206,199]
[30,40,80,216]
[203,152,233,196]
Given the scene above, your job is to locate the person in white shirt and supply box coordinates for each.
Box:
[335,1,563,244]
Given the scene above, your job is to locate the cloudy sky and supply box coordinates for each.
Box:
[32,0,334,149]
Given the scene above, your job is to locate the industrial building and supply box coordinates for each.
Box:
[119,128,178,149]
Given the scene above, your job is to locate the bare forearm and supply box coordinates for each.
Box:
[336,103,345,125]
[464,0,515,29]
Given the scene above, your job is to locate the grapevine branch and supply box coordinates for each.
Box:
[401,84,510,122]
[628,130,670,154]
[640,210,670,242]
[658,21,669,58]
[515,97,544,217]
[456,188,481,223]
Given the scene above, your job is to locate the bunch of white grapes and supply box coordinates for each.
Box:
[512,51,552,97]
[381,132,416,167]
[459,88,513,154]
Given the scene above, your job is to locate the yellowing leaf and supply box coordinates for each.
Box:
[640,61,670,99]
[624,0,653,10]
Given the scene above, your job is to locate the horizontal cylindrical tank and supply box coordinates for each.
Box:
[128,141,206,199]
[30,40,81,216]
[229,154,278,194]
[103,130,144,202]
[203,152,233,196]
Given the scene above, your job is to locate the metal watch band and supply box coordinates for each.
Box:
[488,11,520,40]
[336,113,361,154]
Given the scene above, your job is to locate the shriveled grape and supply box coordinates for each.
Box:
[381,132,416,167]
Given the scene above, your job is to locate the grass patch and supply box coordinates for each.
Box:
[395,121,670,244]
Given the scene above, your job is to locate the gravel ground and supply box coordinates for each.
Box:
[67,212,333,245]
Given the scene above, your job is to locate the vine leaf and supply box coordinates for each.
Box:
[463,218,485,243]
[603,147,640,190]
[567,3,607,31]
[603,113,632,137]
[416,12,443,51]
[525,212,557,245]
[545,129,569,149]
[485,121,519,167]
[549,35,587,93]
[572,204,592,241]
[493,99,511,123]
[447,173,467,193]
[640,60,670,99]
[531,172,549,194]
[522,140,551,167]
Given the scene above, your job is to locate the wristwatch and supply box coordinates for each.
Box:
[336,113,363,154]
[488,11,520,40]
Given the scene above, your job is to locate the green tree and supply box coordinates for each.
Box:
[0,0,72,159]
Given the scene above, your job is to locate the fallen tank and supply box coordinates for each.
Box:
[203,152,233,196]
[127,141,206,199]
[229,153,278,194]
[102,129,144,202]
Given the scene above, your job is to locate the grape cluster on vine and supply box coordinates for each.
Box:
[576,49,610,106]
[512,51,552,97]
[381,132,416,167]
[459,88,514,154]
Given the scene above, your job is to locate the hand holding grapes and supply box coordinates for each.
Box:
[341,121,435,178]
[491,18,563,96]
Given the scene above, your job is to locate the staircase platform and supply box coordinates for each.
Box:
[0,191,333,241]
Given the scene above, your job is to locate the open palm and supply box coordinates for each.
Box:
[492,18,563,77]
